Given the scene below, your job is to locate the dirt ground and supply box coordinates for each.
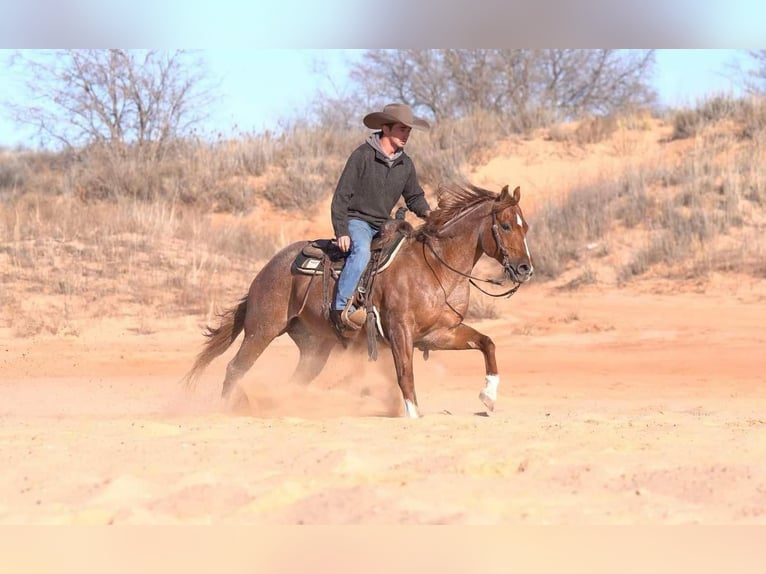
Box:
[2,273,765,525]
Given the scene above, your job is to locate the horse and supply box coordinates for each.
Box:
[181,183,534,418]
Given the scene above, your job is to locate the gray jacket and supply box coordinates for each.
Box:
[330,136,431,237]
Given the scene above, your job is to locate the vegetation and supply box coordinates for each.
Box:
[348,49,656,127]
[6,50,214,155]
[1,49,765,335]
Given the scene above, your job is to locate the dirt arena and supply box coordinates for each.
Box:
[2,273,765,525]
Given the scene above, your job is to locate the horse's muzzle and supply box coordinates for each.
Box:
[506,262,534,283]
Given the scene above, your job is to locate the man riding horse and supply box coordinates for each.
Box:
[182,104,534,418]
[329,103,432,334]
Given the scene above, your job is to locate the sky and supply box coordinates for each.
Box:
[0,49,751,149]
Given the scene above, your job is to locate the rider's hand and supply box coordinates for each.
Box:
[337,235,351,252]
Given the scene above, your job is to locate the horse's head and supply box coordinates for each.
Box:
[482,185,534,283]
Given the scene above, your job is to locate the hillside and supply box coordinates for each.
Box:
[2,108,764,336]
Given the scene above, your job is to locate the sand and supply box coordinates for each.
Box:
[2,276,765,525]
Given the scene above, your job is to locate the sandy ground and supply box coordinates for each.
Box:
[2,274,765,525]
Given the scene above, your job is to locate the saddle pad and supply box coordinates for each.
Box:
[292,233,407,276]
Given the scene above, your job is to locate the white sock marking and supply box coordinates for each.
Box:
[482,374,500,400]
[404,399,420,418]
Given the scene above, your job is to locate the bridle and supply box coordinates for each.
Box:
[423,208,522,299]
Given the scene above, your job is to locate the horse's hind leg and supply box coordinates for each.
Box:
[220,309,287,401]
[287,322,336,385]
[220,333,270,400]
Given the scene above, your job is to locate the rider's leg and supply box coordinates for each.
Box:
[333,218,377,312]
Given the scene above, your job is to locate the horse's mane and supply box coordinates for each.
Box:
[419,183,497,238]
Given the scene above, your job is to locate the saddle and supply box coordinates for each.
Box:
[292,218,413,278]
[291,218,414,359]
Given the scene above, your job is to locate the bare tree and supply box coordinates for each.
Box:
[6,49,216,160]
[348,49,656,130]
[743,49,766,93]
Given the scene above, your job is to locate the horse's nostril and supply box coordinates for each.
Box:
[518,263,531,275]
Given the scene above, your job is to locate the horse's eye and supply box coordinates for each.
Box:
[501,223,511,231]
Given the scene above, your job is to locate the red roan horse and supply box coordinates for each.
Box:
[182,183,533,418]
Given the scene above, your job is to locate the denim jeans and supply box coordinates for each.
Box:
[334,218,378,311]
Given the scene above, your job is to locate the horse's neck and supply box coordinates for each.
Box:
[430,218,484,272]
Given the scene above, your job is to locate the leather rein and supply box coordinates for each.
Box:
[423,209,522,299]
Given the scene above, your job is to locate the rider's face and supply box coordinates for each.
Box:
[383,122,412,148]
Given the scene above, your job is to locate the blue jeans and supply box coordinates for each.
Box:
[334,218,378,311]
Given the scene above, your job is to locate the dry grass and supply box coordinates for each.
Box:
[3,98,766,336]
[531,180,614,280]
[556,268,598,291]
[532,98,766,284]
[669,94,766,141]
[465,294,500,320]
[409,109,510,186]
[0,195,278,334]
[616,123,761,282]
[548,114,620,146]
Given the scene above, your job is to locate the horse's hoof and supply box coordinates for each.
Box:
[479,390,495,414]
[226,387,252,415]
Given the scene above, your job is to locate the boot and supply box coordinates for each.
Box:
[342,305,367,329]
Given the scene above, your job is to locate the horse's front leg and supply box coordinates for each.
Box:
[388,325,420,418]
[428,324,500,413]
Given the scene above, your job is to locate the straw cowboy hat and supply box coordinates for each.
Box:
[363,103,431,131]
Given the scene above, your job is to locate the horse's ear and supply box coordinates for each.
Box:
[498,185,520,205]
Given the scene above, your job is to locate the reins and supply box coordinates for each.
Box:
[423,239,521,298]
[422,208,521,299]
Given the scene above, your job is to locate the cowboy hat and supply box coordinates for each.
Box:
[363,103,431,131]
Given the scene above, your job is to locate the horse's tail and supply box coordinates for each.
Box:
[181,296,248,389]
